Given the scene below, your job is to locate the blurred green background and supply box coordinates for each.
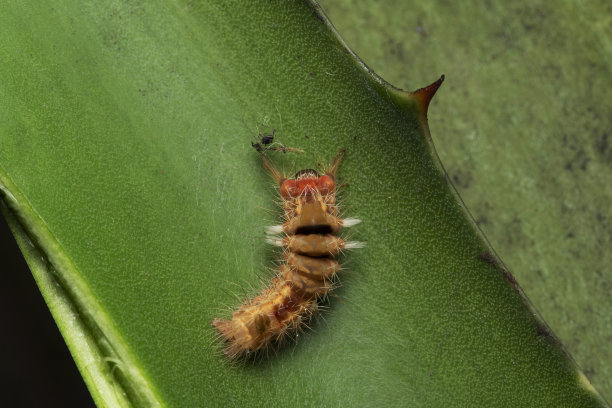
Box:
[318,0,611,401]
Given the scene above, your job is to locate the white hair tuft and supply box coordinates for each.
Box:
[342,218,362,227]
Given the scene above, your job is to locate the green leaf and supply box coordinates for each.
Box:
[0,1,607,407]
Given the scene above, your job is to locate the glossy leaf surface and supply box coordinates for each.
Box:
[0,1,606,407]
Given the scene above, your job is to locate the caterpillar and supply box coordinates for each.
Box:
[211,147,363,359]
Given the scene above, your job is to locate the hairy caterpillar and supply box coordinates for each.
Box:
[211,148,363,359]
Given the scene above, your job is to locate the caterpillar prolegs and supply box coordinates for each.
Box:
[211,149,363,359]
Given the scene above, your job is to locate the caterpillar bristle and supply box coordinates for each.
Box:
[265,225,284,235]
[344,241,365,249]
[265,237,284,247]
[342,218,362,227]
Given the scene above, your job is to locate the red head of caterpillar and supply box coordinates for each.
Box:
[211,147,363,359]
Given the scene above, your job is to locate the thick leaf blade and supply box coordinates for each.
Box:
[0,1,607,407]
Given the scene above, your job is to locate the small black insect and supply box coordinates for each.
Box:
[251,129,276,152]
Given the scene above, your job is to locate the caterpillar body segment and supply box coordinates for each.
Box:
[211,149,362,359]
[267,234,356,257]
[211,278,317,358]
